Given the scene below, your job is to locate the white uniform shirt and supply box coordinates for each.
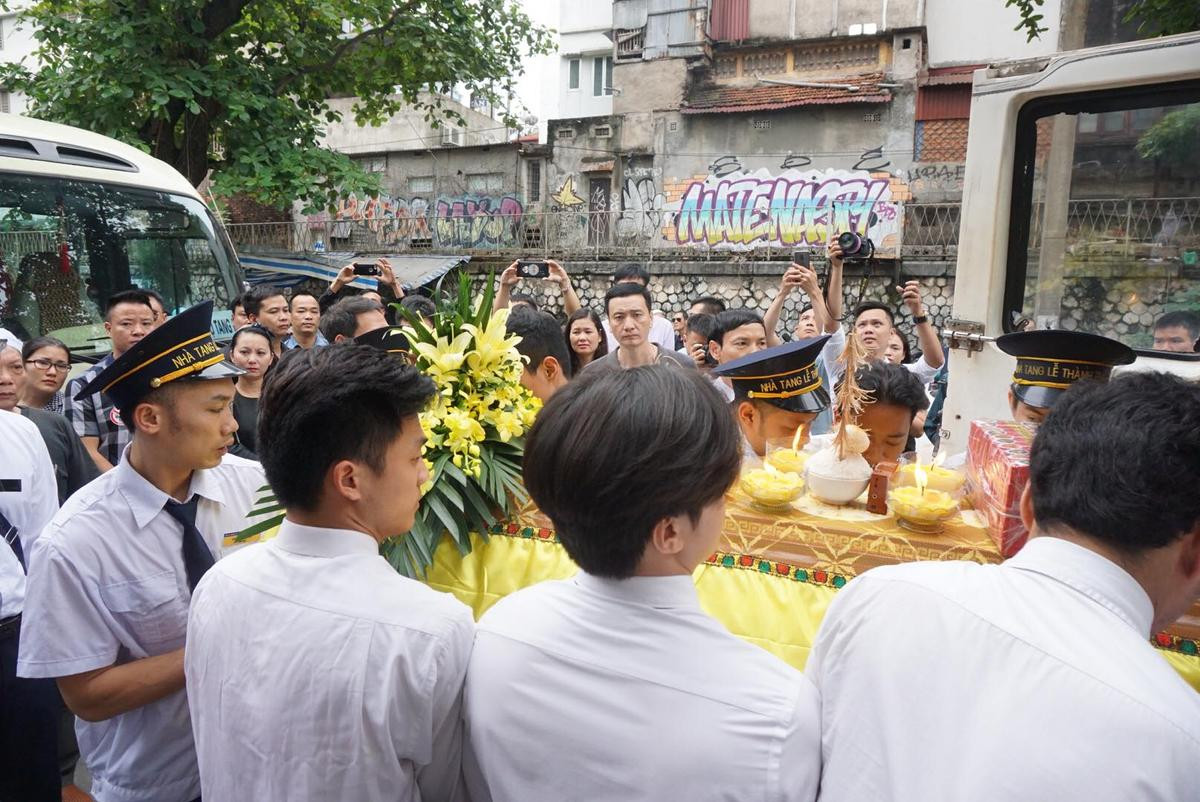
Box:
[464,572,821,802]
[603,314,676,353]
[0,411,58,618]
[807,537,1200,802]
[186,520,475,802]
[17,450,265,802]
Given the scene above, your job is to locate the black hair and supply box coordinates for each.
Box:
[509,292,539,311]
[564,308,609,374]
[228,325,277,379]
[104,289,153,319]
[799,304,814,315]
[507,307,573,379]
[399,295,437,319]
[604,282,652,315]
[1030,372,1200,553]
[850,361,929,420]
[141,288,166,309]
[709,308,765,346]
[853,301,896,326]
[685,313,717,341]
[229,295,245,314]
[612,263,651,285]
[523,365,742,578]
[289,291,320,308]
[22,335,69,362]
[320,296,385,341]
[258,344,436,512]
[243,285,287,318]
[1154,310,1200,341]
[690,296,726,315]
[889,329,914,364]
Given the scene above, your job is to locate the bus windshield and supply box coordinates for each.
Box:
[0,173,240,355]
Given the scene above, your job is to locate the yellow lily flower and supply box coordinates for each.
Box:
[463,309,524,374]
[413,332,473,382]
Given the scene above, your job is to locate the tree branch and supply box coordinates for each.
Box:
[200,0,258,40]
[275,1,417,94]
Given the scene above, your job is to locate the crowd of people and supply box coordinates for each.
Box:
[0,251,1198,802]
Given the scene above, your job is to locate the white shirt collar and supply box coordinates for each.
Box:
[1007,536,1155,636]
[573,571,701,611]
[273,519,380,558]
[115,447,230,528]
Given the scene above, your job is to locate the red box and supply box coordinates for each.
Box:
[967,420,1038,558]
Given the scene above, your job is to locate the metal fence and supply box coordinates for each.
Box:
[223,197,1200,262]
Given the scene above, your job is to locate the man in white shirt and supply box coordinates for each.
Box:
[827,281,944,390]
[807,371,1200,801]
[186,344,475,802]
[464,365,821,802]
[0,408,60,801]
[18,301,264,802]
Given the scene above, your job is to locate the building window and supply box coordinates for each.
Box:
[568,58,580,90]
[409,176,434,194]
[593,56,613,96]
[526,160,541,202]
[558,127,575,140]
[356,155,386,173]
[751,119,772,130]
[466,172,504,195]
[592,125,612,138]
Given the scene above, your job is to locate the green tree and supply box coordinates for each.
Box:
[1008,0,1200,42]
[0,0,553,210]
[1136,104,1200,169]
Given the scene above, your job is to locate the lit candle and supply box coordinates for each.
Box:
[915,463,928,497]
[741,467,805,506]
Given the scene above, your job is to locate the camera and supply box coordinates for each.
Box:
[353,262,381,276]
[836,231,875,261]
[516,260,550,279]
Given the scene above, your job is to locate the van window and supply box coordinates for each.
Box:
[1004,82,1200,357]
[0,174,239,354]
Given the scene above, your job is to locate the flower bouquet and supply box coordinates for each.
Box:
[237,271,541,578]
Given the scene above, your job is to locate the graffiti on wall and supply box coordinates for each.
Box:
[616,176,667,240]
[550,176,585,207]
[672,168,901,256]
[312,192,524,248]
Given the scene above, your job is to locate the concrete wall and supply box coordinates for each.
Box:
[747,0,922,41]
[320,94,508,154]
[558,54,615,119]
[925,0,1063,66]
[613,58,688,115]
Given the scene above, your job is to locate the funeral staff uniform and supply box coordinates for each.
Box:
[806,537,1200,802]
[0,411,61,802]
[464,572,821,802]
[996,329,1135,411]
[186,520,475,802]
[17,301,260,802]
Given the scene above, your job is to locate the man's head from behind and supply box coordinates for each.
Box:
[1027,372,1200,632]
[849,361,929,467]
[506,307,571,402]
[524,365,742,579]
[104,289,155,356]
[708,309,767,365]
[320,297,389,343]
[258,345,437,538]
[605,283,653,349]
[1153,311,1200,353]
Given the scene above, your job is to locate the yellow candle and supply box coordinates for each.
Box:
[741,468,805,505]
[889,486,959,525]
[897,463,966,494]
[766,449,808,475]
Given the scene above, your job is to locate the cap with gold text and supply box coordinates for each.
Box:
[713,336,831,413]
[997,329,1134,409]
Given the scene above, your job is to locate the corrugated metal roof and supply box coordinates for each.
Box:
[683,74,891,114]
[921,64,983,86]
[916,84,972,120]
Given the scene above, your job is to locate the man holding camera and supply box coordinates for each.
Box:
[496,259,580,314]
[317,259,406,314]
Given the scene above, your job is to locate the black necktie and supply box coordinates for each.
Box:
[163,497,215,592]
[0,509,24,573]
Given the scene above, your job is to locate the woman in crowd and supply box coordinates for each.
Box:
[227,324,275,460]
[19,336,72,413]
[564,308,608,375]
[883,329,913,365]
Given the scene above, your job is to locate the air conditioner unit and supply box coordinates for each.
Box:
[441,127,465,147]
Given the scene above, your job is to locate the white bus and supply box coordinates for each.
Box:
[0,114,243,356]
[940,31,1200,453]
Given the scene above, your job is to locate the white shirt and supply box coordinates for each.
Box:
[0,411,57,618]
[826,327,939,388]
[806,537,1200,802]
[186,520,475,802]
[17,450,265,802]
[464,572,821,802]
[603,314,676,353]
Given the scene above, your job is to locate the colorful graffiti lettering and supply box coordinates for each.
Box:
[616,176,667,240]
[672,168,899,253]
[315,192,524,248]
[432,196,524,248]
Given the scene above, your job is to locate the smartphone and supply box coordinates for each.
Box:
[353,262,381,276]
[792,250,811,267]
[516,260,551,279]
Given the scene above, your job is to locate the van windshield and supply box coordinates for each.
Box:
[0,173,240,355]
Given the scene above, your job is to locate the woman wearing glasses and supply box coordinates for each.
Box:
[20,336,72,414]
